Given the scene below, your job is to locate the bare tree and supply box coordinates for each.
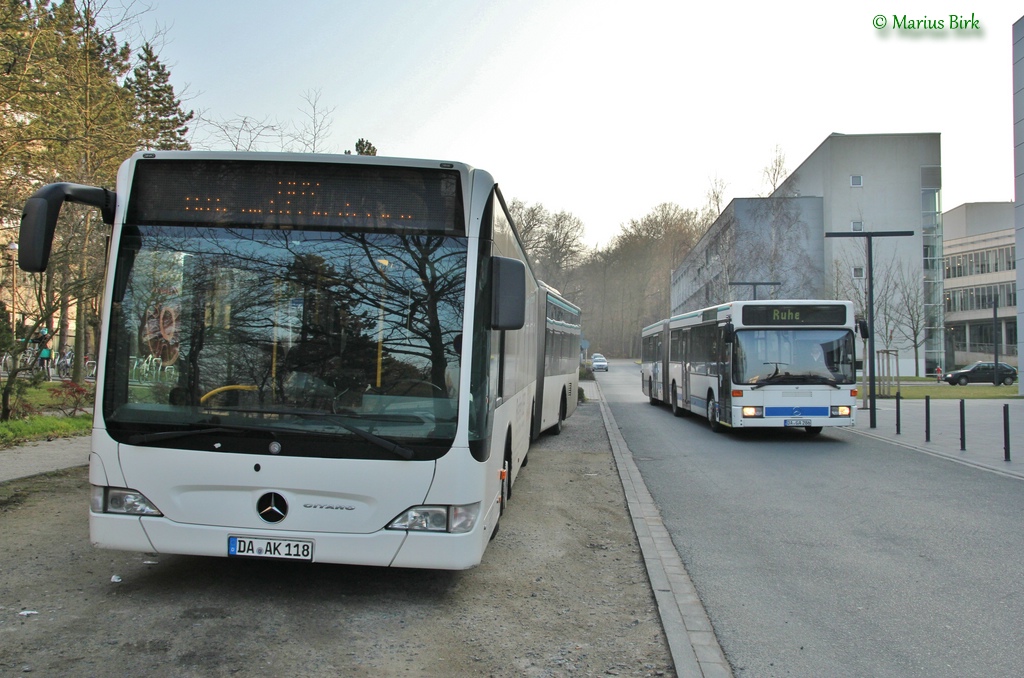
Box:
[742,198,821,299]
[760,144,787,196]
[197,113,281,151]
[290,88,336,153]
[893,261,927,375]
[507,199,548,261]
[869,252,902,351]
[703,175,728,224]
[535,210,586,294]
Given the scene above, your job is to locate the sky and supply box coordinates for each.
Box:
[127,0,1022,248]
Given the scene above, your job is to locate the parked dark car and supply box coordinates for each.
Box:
[943,361,1017,386]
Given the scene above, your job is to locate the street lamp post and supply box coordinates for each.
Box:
[729,281,781,301]
[825,230,914,428]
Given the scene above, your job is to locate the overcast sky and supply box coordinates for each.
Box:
[133,0,1021,247]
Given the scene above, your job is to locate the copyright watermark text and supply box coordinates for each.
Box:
[872,13,980,30]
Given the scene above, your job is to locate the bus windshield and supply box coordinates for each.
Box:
[733,328,856,385]
[102,223,468,455]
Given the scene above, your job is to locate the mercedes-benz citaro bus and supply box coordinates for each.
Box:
[18,151,580,569]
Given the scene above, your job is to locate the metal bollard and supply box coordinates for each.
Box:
[959,399,966,452]
[1005,404,1011,462]
[925,395,930,443]
[895,392,901,435]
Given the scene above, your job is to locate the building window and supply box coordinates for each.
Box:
[852,266,865,279]
[850,175,863,187]
[851,221,863,232]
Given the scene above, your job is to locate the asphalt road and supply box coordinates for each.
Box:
[597,359,1024,677]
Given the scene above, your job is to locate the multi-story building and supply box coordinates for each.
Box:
[671,132,943,376]
[1013,15,1024,394]
[942,202,1017,369]
[669,196,825,310]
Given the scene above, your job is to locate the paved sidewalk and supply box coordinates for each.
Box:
[0,434,91,483]
[844,395,1024,479]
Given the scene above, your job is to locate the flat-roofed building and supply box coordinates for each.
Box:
[942,202,1016,369]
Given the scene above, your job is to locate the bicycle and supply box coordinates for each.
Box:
[55,348,74,379]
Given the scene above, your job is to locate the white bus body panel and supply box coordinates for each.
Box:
[117,447,433,533]
[89,443,496,569]
[731,386,857,428]
[539,374,577,431]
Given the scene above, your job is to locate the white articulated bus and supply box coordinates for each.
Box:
[534,283,581,438]
[641,300,862,435]
[18,151,578,569]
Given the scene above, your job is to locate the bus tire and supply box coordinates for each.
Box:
[805,426,823,436]
[671,383,682,417]
[648,378,658,405]
[706,394,722,433]
[552,392,566,435]
[504,437,514,502]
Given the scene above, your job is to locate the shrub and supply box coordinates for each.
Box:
[48,381,94,417]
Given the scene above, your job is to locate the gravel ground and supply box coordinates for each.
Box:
[0,396,677,677]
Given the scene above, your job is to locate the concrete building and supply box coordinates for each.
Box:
[942,202,1017,369]
[1014,15,1024,395]
[671,132,943,376]
[670,196,824,310]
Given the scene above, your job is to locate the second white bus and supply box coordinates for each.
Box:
[641,300,861,435]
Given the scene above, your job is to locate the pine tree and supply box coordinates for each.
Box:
[123,43,192,150]
[354,138,377,156]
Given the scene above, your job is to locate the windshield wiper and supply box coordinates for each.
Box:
[802,374,841,388]
[127,424,262,445]
[751,373,840,389]
[294,413,415,460]
[339,423,415,460]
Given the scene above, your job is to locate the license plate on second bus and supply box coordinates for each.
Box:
[784,419,812,427]
[228,536,314,561]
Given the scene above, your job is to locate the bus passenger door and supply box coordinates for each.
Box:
[718,327,733,425]
[681,334,690,409]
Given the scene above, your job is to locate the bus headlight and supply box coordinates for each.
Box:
[92,486,163,516]
[387,503,480,534]
[741,406,763,418]
[831,406,852,417]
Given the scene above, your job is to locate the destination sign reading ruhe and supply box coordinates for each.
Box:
[741,304,847,326]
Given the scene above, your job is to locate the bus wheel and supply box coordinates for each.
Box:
[648,379,658,405]
[552,393,565,435]
[671,384,682,417]
[706,396,722,432]
[805,426,823,436]
[502,458,511,505]
[504,443,514,502]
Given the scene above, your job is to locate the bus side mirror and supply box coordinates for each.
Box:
[20,183,116,272]
[491,256,526,330]
[722,322,735,343]
[857,320,870,339]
